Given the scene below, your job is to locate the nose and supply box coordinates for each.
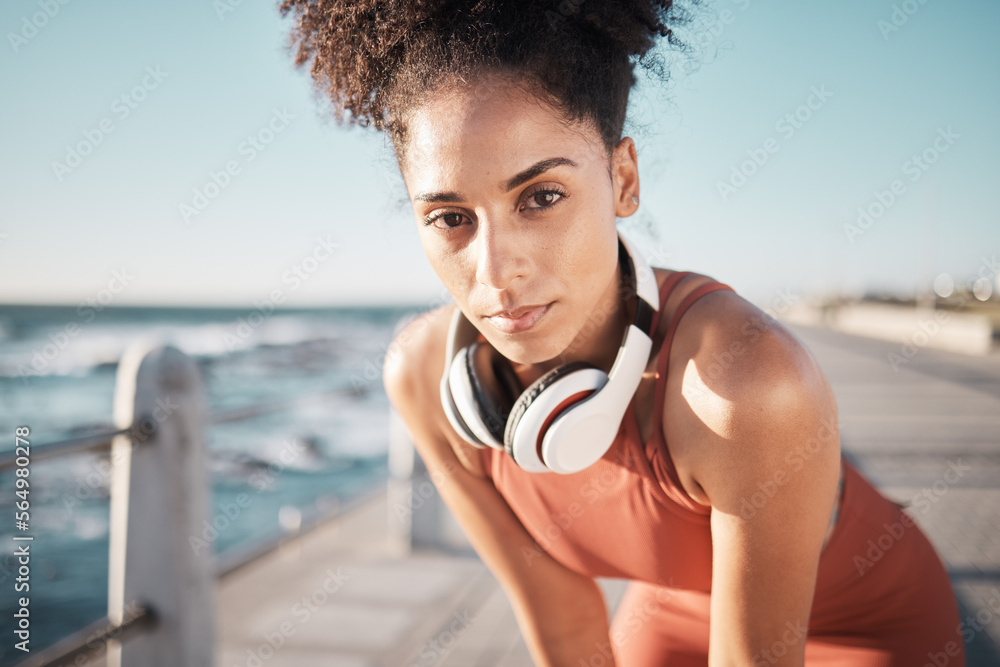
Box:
[473,218,526,292]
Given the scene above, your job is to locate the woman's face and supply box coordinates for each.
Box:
[398,74,640,368]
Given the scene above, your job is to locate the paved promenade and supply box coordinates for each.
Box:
[215,322,1000,666]
[785,323,1000,665]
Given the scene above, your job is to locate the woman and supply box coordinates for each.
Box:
[280,1,966,664]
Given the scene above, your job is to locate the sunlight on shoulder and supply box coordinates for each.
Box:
[680,357,735,438]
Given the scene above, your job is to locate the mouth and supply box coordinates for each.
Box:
[484,302,553,334]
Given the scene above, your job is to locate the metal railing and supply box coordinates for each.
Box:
[12,605,156,667]
[0,426,134,471]
[4,336,400,667]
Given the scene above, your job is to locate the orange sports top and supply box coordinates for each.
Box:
[478,271,965,665]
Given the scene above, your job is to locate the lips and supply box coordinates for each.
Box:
[488,303,549,318]
[484,302,552,334]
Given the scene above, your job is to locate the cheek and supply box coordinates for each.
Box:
[554,223,616,281]
[422,242,471,289]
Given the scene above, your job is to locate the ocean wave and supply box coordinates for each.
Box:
[0,312,391,379]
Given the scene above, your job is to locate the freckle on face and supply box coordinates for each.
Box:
[400,74,623,366]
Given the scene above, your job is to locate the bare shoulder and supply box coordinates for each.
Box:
[672,278,831,398]
[660,274,838,507]
[382,302,490,479]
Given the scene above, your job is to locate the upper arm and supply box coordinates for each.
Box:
[678,294,841,665]
[381,305,612,658]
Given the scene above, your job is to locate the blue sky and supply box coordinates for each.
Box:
[1,0,997,308]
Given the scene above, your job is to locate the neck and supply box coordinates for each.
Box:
[513,261,631,385]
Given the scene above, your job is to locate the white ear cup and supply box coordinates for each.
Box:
[440,308,491,448]
[540,323,654,473]
[447,346,507,450]
[440,353,487,448]
[508,367,608,473]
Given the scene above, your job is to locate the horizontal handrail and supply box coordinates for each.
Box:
[0,385,364,471]
[208,385,363,426]
[0,426,135,471]
[12,603,155,667]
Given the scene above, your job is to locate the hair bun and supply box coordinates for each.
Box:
[280,0,702,155]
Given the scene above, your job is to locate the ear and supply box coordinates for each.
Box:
[611,136,640,218]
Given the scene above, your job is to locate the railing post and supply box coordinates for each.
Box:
[389,403,451,553]
[387,403,416,556]
[386,314,471,555]
[387,314,419,556]
[107,338,215,666]
[386,313,446,553]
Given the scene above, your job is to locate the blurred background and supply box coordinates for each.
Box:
[1,0,998,664]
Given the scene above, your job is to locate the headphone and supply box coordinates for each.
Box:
[438,231,659,474]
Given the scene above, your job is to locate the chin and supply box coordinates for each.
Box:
[484,331,568,367]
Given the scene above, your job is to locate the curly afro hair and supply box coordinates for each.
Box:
[279,0,701,162]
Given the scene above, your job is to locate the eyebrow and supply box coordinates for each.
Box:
[412,157,578,204]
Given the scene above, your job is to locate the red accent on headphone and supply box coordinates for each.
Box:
[536,390,595,466]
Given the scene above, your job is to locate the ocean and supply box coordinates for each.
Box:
[0,302,425,663]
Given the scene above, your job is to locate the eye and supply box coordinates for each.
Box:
[522,186,568,211]
[422,211,468,231]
